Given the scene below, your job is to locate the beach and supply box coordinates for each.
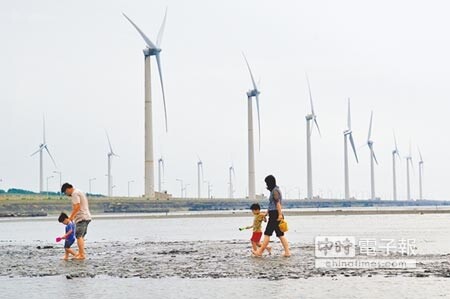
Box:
[1,212,450,298]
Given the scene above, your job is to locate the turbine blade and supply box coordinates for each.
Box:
[255,94,261,151]
[156,8,168,47]
[347,98,351,130]
[106,131,114,153]
[155,53,169,132]
[314,117,322,137]
[394,132,398,150]
[372,149,378,165]
[45,146,57,168]
[349,133,359,163]
[367,111,373,142]
[242,53,258,91]
[305,73,315,116]
[418,147,423,162]
[42,115,46,144]
[393,131,400,158]
[30,148,42,157]
[122,13,157,49]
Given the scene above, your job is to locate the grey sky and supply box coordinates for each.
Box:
[1,0,449,199]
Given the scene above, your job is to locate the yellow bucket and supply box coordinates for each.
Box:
[279,219,288,232]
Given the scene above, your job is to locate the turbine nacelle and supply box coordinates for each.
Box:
[143,47,162,57]
[305,114,315,121]
[246,89,260,98]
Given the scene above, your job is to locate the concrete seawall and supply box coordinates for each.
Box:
[1,195,450,217]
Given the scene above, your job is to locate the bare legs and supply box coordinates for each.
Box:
[62,248,77,260]
[251,240,272,255]
[251,241,258,251]
[279,235,291,257]
[252,235,289,257]
[75,237,86,260]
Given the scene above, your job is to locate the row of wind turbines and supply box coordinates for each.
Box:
[30,9,426,201]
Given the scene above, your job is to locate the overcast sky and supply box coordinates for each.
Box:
[2,0,449,200]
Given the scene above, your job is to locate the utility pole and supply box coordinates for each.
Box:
[128,180,135,197]
[53,171,62,199]
[89,177,96,194]
[46,175,54,199]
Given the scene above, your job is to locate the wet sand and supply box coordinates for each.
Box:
[1,240,449,280]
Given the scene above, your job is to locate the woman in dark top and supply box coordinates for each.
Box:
[252,175,291,257]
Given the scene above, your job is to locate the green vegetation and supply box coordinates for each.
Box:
[0,188,104,198]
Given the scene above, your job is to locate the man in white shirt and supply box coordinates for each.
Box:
[61,183,92,260]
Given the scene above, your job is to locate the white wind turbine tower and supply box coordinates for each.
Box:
[197,158,204,199]
[343,99,358,200]
[158,157,165,193]
[243,54,261,200]
[228,165,236,199]
[305,74,321,200]
[405,143,414,200]
[31,116,57,193]
[366,111,378,200]
[106,131,119,197]
[418,148,424,200]
[392,133,401,200]
[123,9,168,198]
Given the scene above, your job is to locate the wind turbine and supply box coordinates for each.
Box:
[204,180,212,199]
[228,165,236,199]
[405,143,413,200]
[305,74,321,200]
[158,157,165,193]
[31,116,57,193]
[176,179,183,198]
[343,98,358,200]
[106,131,119,197]
[123,9,168,198]
[183,184,190,198]
[418,148,424,200]
[197,158,204,199]
[392,132,401,200]
[243,53,261,200]
[366,111,378,200]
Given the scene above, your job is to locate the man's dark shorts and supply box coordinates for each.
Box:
[75,220,91,239]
